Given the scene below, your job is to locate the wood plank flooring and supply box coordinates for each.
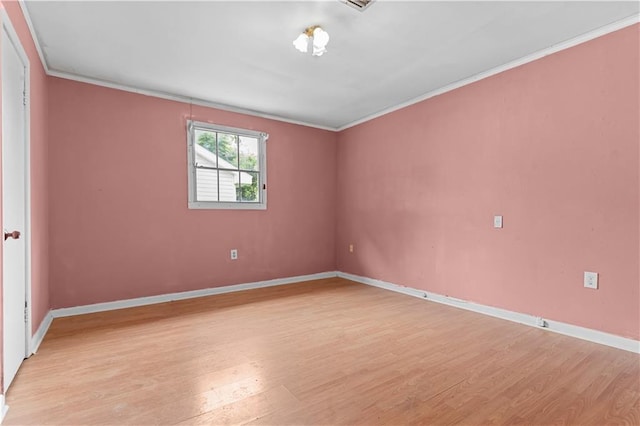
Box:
[4,278,639,425]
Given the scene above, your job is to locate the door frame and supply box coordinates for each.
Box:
[1,9,32,387]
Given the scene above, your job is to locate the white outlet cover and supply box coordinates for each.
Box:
[230,249,238,260]
[584,271,598,289]
[493,215,503,228]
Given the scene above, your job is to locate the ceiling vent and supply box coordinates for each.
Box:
[341,0,375,12]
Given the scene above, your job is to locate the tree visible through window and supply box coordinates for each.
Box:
[187,121,267,209]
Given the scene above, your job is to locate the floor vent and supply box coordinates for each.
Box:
[342,0,375,12]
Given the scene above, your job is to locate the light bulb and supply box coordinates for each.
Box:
[312,45,327,56]
[313,27,329,48]
[293,33,309,53]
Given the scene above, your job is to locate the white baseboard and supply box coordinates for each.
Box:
[30,310,53,355]
[39,270,640,355]
[0,394,8,424]
[52,271,338,318]
[337,271,640,354]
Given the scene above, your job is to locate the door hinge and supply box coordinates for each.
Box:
[24,302,28,322]
[23,91,27,106]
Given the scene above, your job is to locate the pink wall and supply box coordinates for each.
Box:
[336,25,639,340]
[48,78,337,308]
[0,1,50,338]
[2,5,638,379]
[0,0,50,388]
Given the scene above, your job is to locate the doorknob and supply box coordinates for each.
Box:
[3,230,20,241]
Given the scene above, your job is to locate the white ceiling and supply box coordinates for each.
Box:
[24,1,639,130]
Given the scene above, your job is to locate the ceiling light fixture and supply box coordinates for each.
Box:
[293,25,330,57]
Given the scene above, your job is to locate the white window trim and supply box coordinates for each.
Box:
[187,120,268,210]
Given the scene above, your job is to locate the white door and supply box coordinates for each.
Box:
[2,19,29,393]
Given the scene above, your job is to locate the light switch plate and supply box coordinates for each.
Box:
[494,215,503,228]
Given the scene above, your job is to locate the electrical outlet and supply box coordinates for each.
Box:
[584,271,598,289]
[494,215,503,228]
[230,249,238,260]
[349,244,354,253]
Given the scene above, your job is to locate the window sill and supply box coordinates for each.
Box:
[188,201,267,210]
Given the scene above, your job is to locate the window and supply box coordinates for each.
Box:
[187,121,267,209]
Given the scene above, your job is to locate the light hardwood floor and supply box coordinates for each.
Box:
[4,278,639,425]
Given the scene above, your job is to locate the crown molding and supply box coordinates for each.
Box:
[17,0,49,73]
[16,0,337,132]
[336,13,640,131]
[15,2,639,133]
[46,69,337,132]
